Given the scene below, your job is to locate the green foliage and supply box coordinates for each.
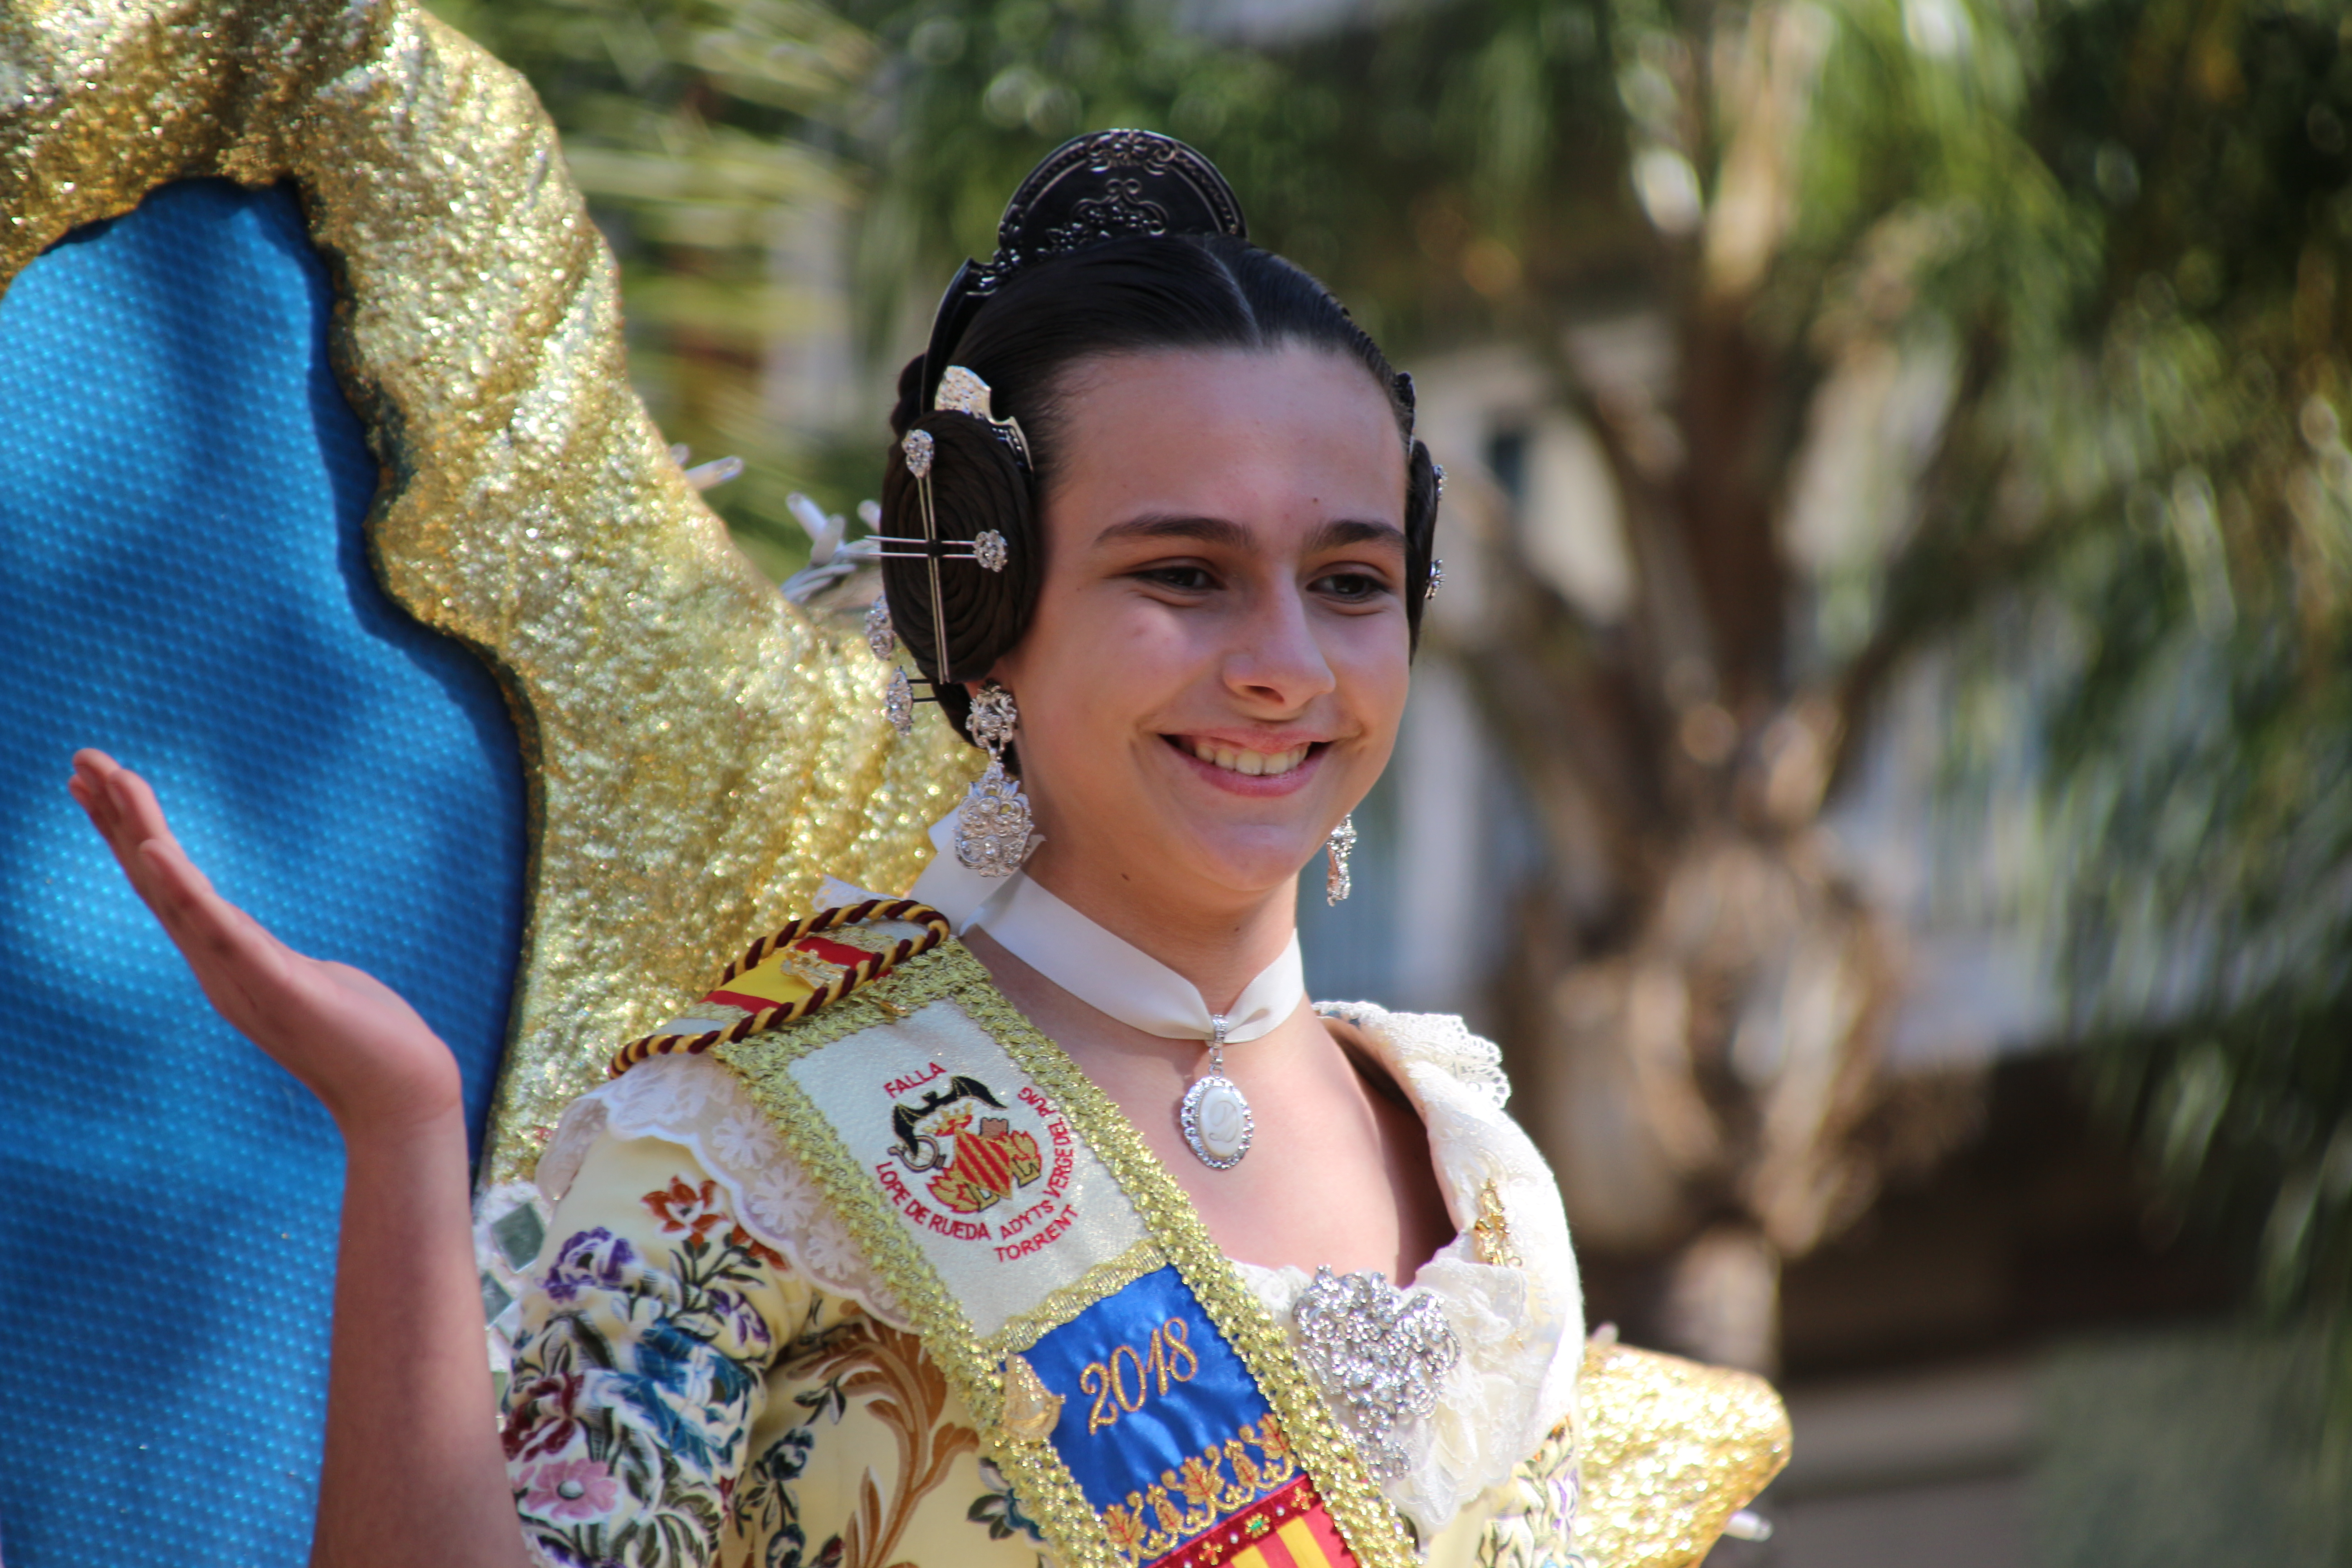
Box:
[1926,0,2352,1323]
[2036,1321,2352,1563]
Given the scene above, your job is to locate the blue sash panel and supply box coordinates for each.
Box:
[1026,1266,1274,1514]
[1023,1266,1355,1568]
[0,179,527,1567]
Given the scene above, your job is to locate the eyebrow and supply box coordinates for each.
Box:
[1093,514,1252,550]
[1093,514,1406,555]
[1303,518,1407,555]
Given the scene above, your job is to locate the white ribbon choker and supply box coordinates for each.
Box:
[871,805,1302,1169]
[903,807,1305,1044]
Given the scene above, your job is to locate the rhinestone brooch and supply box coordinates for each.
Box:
[1293,1266,1460,1480]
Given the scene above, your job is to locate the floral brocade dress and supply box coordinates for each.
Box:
[493,1001,1587,1568]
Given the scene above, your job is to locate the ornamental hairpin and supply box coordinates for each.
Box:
[874,431,1008,585]
[936,366,1032,470]
[869,418,1011,736]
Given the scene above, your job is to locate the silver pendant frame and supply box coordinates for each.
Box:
[1179,1073,1254,1171]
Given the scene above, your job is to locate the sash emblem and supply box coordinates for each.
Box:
[890,1071,1044,1213]
[867,1060,1084,1259]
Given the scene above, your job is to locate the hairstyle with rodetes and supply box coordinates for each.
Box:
[877,133,1441,748]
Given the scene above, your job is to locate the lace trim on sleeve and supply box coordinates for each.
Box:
[537,1053,910,1328]
[1316,1000,1510,1110]
[1305,1001,1584,1537]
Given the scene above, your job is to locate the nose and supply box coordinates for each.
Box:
[1221,576,1336,712]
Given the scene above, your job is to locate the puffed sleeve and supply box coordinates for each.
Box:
[500,1127,806,1568]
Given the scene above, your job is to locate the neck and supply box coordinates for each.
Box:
[1017,841,1298,1015]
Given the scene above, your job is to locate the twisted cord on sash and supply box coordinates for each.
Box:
[610,899,952,1075]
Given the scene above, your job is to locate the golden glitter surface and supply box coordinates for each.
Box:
[1577,1341,1792,1568]
[0,0,977,1187]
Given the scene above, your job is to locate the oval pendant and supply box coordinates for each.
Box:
[1180,1073,1254,1170]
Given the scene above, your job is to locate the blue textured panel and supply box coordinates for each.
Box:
[1023,1267,1269,1516]
[0,180,528,1565]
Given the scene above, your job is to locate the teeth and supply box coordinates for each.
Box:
[1186,738,1308,776]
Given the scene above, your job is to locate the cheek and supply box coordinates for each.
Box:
[1033,597,1209,720]
[1000,608,1180,779]
[1333,624,1412,742]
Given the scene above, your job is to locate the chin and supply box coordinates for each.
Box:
[1159,818,1327,901]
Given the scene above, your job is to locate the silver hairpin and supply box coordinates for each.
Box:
[865,534,1007,573]
[868,596,916,735]
[937,365,1032,467]
[868,426,1011,573]
[1426,559,1443,601]
[906,432,953,689]
[870,375,1023,740]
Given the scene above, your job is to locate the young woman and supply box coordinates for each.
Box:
[69,133,1583,1568]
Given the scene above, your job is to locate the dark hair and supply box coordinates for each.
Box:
[880,232,1440,745]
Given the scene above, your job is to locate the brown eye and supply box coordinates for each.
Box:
[1315,571,1387,602]
[1141,564,1216,592]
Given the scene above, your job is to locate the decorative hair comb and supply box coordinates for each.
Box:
[935,366,1031,467]
[871,414,1012,734]
[915,130,1249,420]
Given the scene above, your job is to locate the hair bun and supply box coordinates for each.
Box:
[877,407,1042,745]
[1406,438,1440,649]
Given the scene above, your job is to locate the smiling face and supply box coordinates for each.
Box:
[987,343,1412,924]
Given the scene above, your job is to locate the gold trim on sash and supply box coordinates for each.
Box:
[985,1239,1170,1362]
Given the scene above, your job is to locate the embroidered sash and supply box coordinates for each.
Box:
[696,939,1415,1568]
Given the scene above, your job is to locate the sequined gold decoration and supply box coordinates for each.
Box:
[1575,1341,1790,1568]
[1472,1177,1522,1269]
[0,0,977,1187]
[997,1353,1063,1444]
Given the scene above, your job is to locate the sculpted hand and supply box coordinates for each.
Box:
[68,748,464,1138]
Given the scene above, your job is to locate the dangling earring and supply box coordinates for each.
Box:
[956,681,1035,878]
[1324,814,1356,905]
